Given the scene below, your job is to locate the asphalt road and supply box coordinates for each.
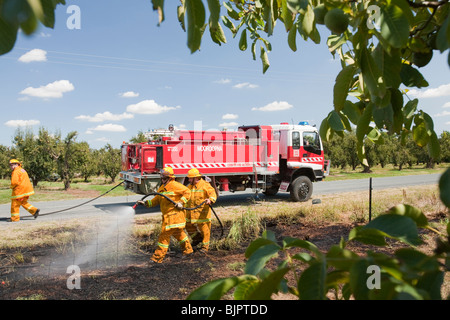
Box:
[0,173,442,224]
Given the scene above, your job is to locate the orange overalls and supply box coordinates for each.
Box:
[144,179,193,263]
[186,179,217,251]
[10,166,38,221]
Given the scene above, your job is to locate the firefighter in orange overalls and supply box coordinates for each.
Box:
[9,159,40,222]
[138,167,193,263]
[186,168,217,253]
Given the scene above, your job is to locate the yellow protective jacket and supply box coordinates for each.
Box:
[187,179,217,223]
[145,179,191,230]
[10,166,34,200]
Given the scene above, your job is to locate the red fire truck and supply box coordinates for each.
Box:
[119,122,330,202]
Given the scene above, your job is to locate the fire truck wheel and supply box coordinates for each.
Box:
[290,176,313,202]
[263,186,279,196]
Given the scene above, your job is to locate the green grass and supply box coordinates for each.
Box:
[325,163,448,181]
[0,177,134,205]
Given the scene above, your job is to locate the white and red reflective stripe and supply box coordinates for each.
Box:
[301,157,324,163]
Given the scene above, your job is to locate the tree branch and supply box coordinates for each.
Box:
[407,0,448,8]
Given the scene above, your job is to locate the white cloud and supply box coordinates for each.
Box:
[120,91,139,98]
[89,124,127,132]
[252,101,293,112]
[434,110,450,117]
[5,119,40,127]
[75,111,134,122]
[222,113,238,120]
[126,99,180,115]
[233,82,259,89]
[214,78,231,84]
[20,80,74,99]
[18,49,47,63]
[219,122,239,127]
[442,102,450,108]
[408,83,450,98]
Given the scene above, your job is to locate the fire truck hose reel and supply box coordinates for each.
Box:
[135,192,224,238]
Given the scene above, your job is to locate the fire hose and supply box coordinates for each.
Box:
[38,181,125,216]
[134,192,224,238]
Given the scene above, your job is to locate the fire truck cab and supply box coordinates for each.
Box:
[120,122,329,202]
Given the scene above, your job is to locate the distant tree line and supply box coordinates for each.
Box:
[0,128,122,190]
[323,131,450,172]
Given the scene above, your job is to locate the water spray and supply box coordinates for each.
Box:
[133,192,224,238]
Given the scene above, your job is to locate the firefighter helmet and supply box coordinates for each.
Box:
[160,167,174,178]
[187,168,201,178]
[9,159,21,166]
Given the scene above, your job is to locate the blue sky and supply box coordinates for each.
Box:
[1,0,449,150]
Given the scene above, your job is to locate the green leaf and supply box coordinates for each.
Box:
[260,46,270,74]
[206,0,220,27]
[395,248,440,272]
[187,275,258,300]
[348,226,388,246]
[333,65,357,112]
[372,44,402,89]
[439,167,450,208]
[282,236,322,257]
[372,103,394,131]
[360,47,386,98]
[239,28,247,51]
[416,271,444,300]
[400,64,429,88]
[301,4,314,36]
[0,15,19,55]
[328,110,345,132]
[367,127,383,144]
[245,243,280,275]
[349,259,372,300]
[379,4,409,48]
[427,131,440,160]
[247,267,290,299]
[390,88,404,134]
[319,115,332,142]
[233,279,260,300]
[356,102,373,144]
[177,2,186,31]
[436,13,450,52]
[342,100,361,125]
[209,22,226,45]
[281,0,294,32]
[298,261,327,300]
[412,122,430,147]
[186,0,206,53]
[151,0,165,26]
[364,214,422,246]
[245,237,277,258]
[327,34,347,55]
[287,21,297,51]
[326,245,359,270]
[387,204,428,228]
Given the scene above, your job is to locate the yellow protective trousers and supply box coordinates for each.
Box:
[186,221,211,250]
[151,227,193,263]
[10,196,38,222]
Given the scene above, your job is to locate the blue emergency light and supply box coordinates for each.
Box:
[298,121,309,125]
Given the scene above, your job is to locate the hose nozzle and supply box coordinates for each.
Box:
[132,202,139,210]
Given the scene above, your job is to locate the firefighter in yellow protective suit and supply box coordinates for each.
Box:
[138,167,193,263]
[9,159,40,222]
[186,168,217,252]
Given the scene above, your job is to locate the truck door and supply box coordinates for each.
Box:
[291,131,301,159]
[302,132,322,156]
